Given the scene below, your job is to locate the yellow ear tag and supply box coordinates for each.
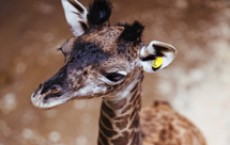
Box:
[152,57,163,70]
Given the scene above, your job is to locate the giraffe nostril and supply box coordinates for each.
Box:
[44,92,63,102]
[42,85,63,102]
[50,85,62,93]
[41,83,62,95]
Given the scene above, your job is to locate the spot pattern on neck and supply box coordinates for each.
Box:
[98,68,144,145]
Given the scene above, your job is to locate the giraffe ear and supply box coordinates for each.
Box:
[139,41,176,73]
[61,0,88,36]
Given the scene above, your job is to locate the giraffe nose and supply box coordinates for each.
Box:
[31,83,64,108]
[39,83,63,100]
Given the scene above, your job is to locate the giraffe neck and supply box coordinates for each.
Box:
[98,71,144,145]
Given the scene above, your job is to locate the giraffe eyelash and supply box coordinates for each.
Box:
[104,72,125,82]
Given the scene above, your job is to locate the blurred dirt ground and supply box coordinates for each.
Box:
[0,0,230,145]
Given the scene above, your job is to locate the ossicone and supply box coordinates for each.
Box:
[88,0,112,26]
[119,21,144,44]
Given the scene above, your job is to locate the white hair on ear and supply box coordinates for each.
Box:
[139,40,176,73]
[61,0,88,36]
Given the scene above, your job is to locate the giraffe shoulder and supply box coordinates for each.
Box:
[140,100,206,145]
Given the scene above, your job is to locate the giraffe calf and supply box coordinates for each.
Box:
[31,0,206,145]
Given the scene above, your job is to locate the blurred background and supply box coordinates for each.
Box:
[0,0,230,145]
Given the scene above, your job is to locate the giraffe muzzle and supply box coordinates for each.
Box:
[31,83,70,109]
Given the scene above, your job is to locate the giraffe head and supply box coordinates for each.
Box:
[31,0,176,109]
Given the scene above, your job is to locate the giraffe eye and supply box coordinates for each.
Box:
[104,72,125,82]
[58,38,75,59]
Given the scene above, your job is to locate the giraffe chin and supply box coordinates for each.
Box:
[31,91,72,109]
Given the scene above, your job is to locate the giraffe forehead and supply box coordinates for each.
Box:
[67,25,139,70]
[82,26,124,52]
[69,40,111,69]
